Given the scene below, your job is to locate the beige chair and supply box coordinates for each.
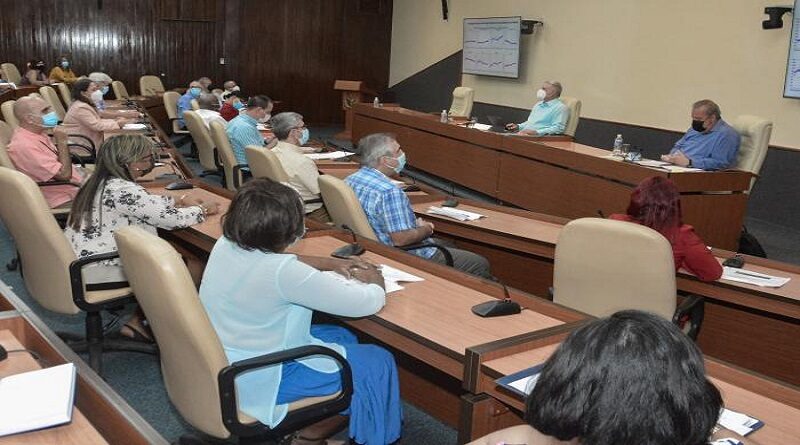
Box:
[115,226,352,442]
[209,120,246,190]
[466,424,573,445]
[731,115,773,192]
[560,96,581,137]
[111,80,130,99]
[1,62,21,85]
[449,86,474,118]
[39,86,67,122]
[553,218,701,338]
[0,168,153,373]
[245,145,290,183]
[1,99,18,129]
[55,82,72,107]
[163,91,189,135]
[190,98,199,111]
[183,110,220,176]
[139,75,165,96]
[0,120,11,149]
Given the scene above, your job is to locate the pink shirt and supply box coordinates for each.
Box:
[63,101,119,150]
[7,127,82,208]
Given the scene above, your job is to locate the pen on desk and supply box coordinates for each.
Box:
[732,269,770,280]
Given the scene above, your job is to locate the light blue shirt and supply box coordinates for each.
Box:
[670,119,740,170]
[518,98,568,135]
[199,236,385,427]
[177,91,194,128]
[226,114,264,167]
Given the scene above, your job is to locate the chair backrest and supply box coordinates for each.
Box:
[112,80,129,99]
[449,86,474,118]
[190,99,199,111]
[1,100,19,130]
[139,75,165,96]
[163,91,183,133]
[560,96,581,137]
[553,218,676,319]
[245,145,290,183]
[55,82,72,107]
[0,122,15,168]
[184,110,218,172]
[1,63,21,84]
[317,175,378,240]
[731,114,772,192]
[39,86,66,121]
[209,120,239,190]
[0,168,79,314]
[114,226,231,439]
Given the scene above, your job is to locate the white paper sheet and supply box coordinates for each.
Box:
[509,372,541,395]
[122,123,147,130]
[660,164,704,172]
[322,264,423,294]
[718,408,762,437]
[305,151,351,160]
[471,123,493,131]
[721,266,791,288]
[426,206,485,221]
[0,363,76,437]
[634,159,670,168]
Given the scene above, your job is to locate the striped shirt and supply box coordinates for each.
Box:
[226,114,264,167]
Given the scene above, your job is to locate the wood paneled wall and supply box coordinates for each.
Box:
[0,0,393,124]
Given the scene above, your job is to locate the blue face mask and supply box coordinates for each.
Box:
[190,87,201,97]
[298,128,310,145]
[61,61,69,69]
[390,152,406,174]
[41,111,59,128]
[101,86,109,95]
[233,101,245,110]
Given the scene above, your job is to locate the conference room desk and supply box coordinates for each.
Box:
[105,97,169,134]
[0,86,45,105]
[410,196,800,386]
[0,282,167,445]
[464,333,800,444]
[352,103,751,250]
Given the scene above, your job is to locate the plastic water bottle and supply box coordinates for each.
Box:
[612,134,623,156]
[440,109,448,123]
[373,97,380,108]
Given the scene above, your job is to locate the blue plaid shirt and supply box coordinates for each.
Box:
[226,114,264,167]
[345,167,435,258]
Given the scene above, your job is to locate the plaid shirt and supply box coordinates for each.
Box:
[345,167,435,258]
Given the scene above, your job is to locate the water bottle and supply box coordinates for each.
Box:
[373,96,380,108]
[612,134,623,156]
[440,109,448,123]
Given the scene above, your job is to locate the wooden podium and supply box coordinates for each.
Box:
[333,80,376,141]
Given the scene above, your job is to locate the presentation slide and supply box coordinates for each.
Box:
[783,0,800,98]
[463,17,521,79]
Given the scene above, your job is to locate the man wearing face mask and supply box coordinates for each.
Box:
[505,81,568,136]
[49,55,79,85]
[177,80,203,128]
[226,94,276,168]
[345,133,492,278]
[661,100,740,170]
[220,91,245,121]
[6,97,84,208]
[270,112,331,222]
[223,80,240,94]
[195,93,228,129]
[198,76,213,93]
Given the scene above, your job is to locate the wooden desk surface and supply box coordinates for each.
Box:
[0,330,108,445]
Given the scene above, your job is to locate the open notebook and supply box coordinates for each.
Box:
[0,363,77,437]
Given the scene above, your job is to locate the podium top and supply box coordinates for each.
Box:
[333,80,376,95]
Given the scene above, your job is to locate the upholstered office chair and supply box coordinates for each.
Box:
[209,120,246,190]
[0,120,11,149]
[318,175,453,264]
[245,145,290,183]
[163,91,190,136]
[112,80,130,100]
[553,218,701,338]
[1,62,22,84]
[449,87,475,118]
[115,226,352,444]
[0,168,154,374]
[184,110,220,177]
[139,75,165,96]
[55,82,72,107]
[466,424,571,445]
[731,115,773,192]
[39,86,67,122]
[1,99,18,129]
[560,96,581,138]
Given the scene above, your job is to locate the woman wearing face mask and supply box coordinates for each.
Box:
[20,59,52,86]
[505,80,569,136]
[199,178,401,445]
[63,78,134,150]
[219,90,245,121]
[49,55,79,84]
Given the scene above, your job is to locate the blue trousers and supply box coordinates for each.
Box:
[276,325,403,445]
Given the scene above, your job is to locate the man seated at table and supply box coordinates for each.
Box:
[177,80,202,128]
[505,81,569,136]
[219,91,245,121]
[270,112,331,222]
[198,76,213,93]
[226,94,275,167]
[6,97,84,208]
[345,133,492,278]
[195,93,227,129]
[661,99,740,170]
[222,80,240,94]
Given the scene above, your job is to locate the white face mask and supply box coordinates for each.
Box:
[91,89,104,103]
[536,89,547,101]
[231,85,240,92]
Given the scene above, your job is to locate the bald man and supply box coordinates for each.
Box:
[6,97,83,208]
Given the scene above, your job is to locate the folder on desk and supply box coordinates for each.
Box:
[0,362,77,437]
[495,363,545,398]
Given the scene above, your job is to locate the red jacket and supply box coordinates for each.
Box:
[220,103,239,121]
[608,214,723,282]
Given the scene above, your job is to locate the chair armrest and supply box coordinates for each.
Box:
[66,134,96,151]
[218,345,353,438]
[69,251,134,311]
[401,243,453,266]
[672,294,705,341]
[303,197,324,205]
[232,164,248,189]
[37,180,79,188]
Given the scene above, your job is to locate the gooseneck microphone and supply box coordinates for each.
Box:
[331,224,366,258]
[471,283,522,318]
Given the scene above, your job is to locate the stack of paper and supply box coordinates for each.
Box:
[122,123,147,130]
[660,164,704,173]
[322,264,424,294]
[718,408,764,436]
[426,206,484,221]
[471,123,493,131]
[305,151,351,160]
[722,266,791,288]
[0,363,77,437]
[634,159,670,168]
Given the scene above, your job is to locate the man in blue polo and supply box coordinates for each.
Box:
[506,81,569,135]
[661,99,740,170]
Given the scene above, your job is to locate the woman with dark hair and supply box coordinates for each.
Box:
[522,310,723,445]
[19,59,52,86]
[199,178,402,445]
[610,176,722,281]
[62,78,135,149]
[49,54,79,84]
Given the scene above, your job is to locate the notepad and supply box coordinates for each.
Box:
[426,206,485,221]
[0,363,77,437]
[717,408,764,436]
[495,363,545,397]
[722,266,791,288]
[305,151,351,160]
[122,123,147,130]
